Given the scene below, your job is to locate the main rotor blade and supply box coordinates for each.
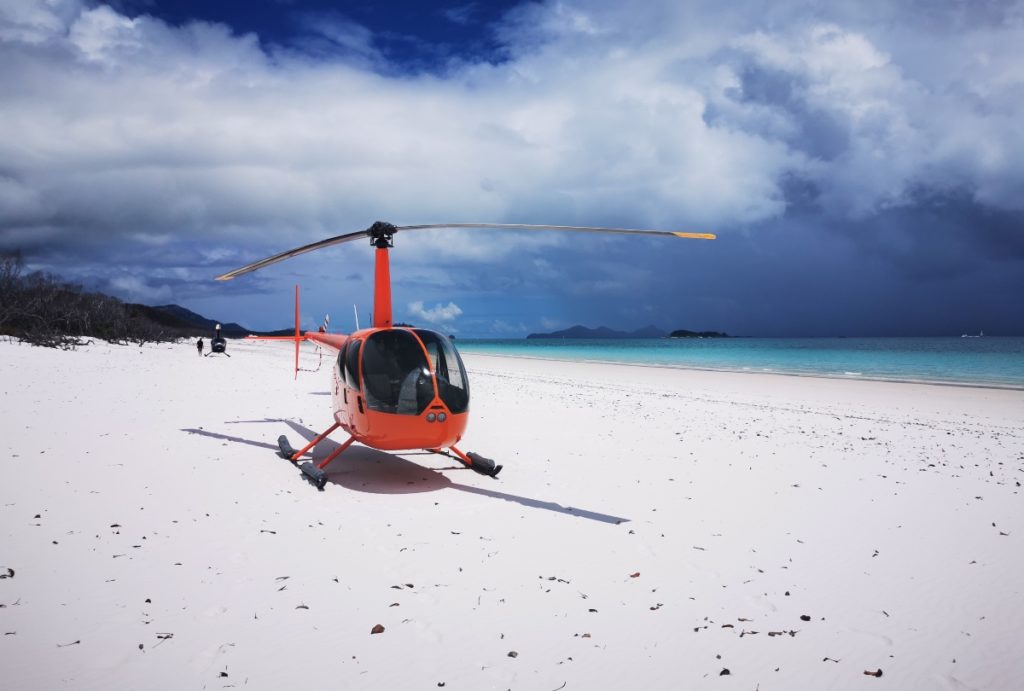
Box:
[394,223,715,241]
[215,229,369,281]
[215,222,714,281]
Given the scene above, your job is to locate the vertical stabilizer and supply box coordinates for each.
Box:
[294,285,301,379]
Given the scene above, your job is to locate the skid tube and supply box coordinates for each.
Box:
[433,446,503,478]
[278,421,355,491]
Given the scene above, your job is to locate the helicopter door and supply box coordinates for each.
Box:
[360,330,434,415]
[343,339,365,429]
[333,343,346,413]
[414,330,469,413]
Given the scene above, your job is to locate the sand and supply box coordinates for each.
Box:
[1,337,1023,690]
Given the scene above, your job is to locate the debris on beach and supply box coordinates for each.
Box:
[2,337,1022,689]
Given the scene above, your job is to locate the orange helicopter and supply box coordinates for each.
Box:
[216,221,714,490]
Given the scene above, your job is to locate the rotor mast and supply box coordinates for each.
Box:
[369,221,395,329]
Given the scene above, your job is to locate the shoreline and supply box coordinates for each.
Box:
[458,348,1024,392]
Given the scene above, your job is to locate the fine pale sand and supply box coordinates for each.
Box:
[1,338,1023,690]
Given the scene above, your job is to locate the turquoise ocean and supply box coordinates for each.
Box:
[457,337,1024,388]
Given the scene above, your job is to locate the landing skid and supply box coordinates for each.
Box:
[298,460,329,489]
[277,425,502,491]
[278,435,331,490]
[277,424,354,491]
[433,447,503,478]
[277,435,298,460]
[466,451,503,478]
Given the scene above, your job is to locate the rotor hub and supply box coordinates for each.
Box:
[368,221,397,248]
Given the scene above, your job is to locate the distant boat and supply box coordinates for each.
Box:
[961,330,984,338]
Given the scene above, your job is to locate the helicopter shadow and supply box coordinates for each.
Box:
[184,419,629,525]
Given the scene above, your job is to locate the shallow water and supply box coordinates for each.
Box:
[457,336,1024,388]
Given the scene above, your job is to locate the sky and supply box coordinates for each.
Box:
[1,0,1022,337]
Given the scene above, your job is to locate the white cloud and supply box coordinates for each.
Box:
[489,319,530,336]
[1,0,1022,283]
[0,0,80,43]
[407,300,463,324]
[442,4,479,26]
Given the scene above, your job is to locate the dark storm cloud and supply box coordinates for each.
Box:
[734,64,850,162]
[0,0,1022,333]
[839,192,1024,277]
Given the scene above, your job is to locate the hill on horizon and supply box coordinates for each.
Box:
[526,324,668,339]
[150,304,254,338]
[147,304,295,338]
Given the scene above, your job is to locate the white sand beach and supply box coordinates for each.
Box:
[1,338,1023,690]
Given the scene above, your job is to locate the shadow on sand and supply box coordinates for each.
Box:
[182,418,628,525]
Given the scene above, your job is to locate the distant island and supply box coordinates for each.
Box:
[668,329,729,338]
[526,325,729,339]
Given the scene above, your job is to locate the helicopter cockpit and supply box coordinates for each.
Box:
[210,323,227,354]
[344,329,469,416]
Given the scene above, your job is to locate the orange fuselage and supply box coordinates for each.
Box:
[306,328,468,451]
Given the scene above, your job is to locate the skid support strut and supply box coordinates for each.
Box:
[277,421,354,491]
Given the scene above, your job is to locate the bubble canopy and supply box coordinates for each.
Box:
[355,329,469,415]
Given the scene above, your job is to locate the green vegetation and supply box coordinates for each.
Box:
[0,251,201,349]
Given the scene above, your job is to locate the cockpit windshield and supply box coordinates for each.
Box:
[361,330,434,415]
[414,330,470,413]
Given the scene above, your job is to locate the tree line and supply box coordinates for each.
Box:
[0,251,198,349]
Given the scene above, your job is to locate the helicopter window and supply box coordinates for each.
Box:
[338,341,347,377]
[361,330,434,415]
[344,339,361,390]
[414,330,469,414]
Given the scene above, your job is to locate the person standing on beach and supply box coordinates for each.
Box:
[197,338,204,356]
